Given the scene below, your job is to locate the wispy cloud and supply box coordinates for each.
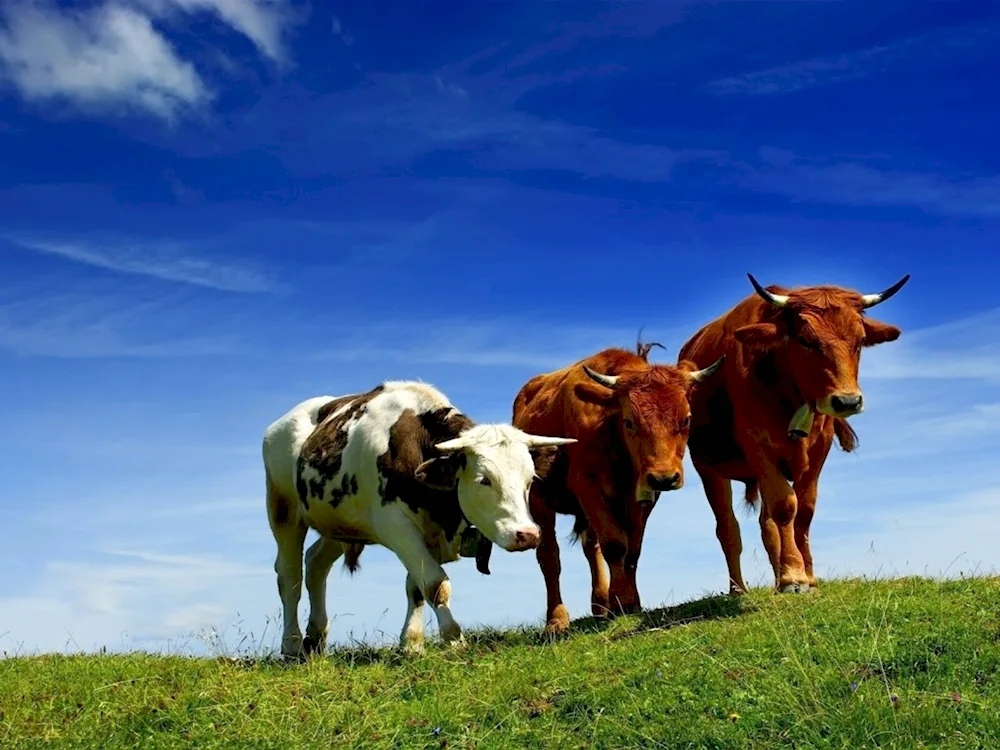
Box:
[864,307,1000,381]
[8,234,277,292]
[0,0,299,120]
[705,24,993,96]
[307,317,687,371]
[0,292,248,358]
[330,13,353,46]
[243,70,726,184]
[735,148,1000,218]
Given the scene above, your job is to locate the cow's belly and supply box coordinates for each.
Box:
[302,491,378,544]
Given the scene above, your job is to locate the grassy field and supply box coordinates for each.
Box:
[2,576,999,748]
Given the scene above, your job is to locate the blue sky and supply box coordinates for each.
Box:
[1,0,999,655]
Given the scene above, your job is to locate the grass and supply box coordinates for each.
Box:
[2,576,1000,748]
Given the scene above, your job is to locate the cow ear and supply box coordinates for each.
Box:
[529,444,561,479]
[734,323,781,351]
[415,453,464,490]
[862,318,901,346]
[572,381,617,407]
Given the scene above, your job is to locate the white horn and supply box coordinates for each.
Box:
[861,274,910,309]
[582,365,619,389]
[748,273,789,307]
[523,435,578,448]
[687,355,726,383]
[434,436,470,452]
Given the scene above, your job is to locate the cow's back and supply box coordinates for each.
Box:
[263,395,340,500]
[514,349,645,441]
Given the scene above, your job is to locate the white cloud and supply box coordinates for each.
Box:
[0,0,297,120]
[0,2,209,119]
[8,234,277,292]
[136,0,297,63]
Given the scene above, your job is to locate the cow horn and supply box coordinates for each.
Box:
[747,273,789,307]
[434,436,469,452]
[582,365,619,389]
[687,355,726,383]
[523,435,578,448]
[861,274,910,309]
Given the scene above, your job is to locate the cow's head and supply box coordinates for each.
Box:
[414,424,576,553]
[574,357,725,503]
[737,273,909,419]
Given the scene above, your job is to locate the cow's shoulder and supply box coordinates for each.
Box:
[375,404,475,541]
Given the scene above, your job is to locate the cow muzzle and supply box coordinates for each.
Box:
[646,471,682,492]
[819,392,865,418]
[505,527,540,552]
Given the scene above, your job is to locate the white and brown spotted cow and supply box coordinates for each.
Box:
[262,380,576,657]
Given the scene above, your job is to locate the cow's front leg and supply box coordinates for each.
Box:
[400,573,427,653]
[794,426,833,589]
[379,514,463,647]
[757,463,809,594]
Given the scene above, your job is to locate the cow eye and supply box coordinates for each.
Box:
[797,335,814,350]
[623,417,636,431]
[476,476,492,486]
[681,415,691,429]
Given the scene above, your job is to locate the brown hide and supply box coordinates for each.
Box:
[513,344,722,628]
[678,274,907,594]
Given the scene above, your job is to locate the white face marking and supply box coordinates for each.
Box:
[447,425,541,551]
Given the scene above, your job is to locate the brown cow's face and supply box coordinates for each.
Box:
[578,357,725,504]
[618,378,693,499]
[736,275,908,419]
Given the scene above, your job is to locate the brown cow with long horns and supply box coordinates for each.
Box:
[678,273,910,595]
[513,342,725,634]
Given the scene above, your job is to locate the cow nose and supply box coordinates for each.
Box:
[646,472,682,492]
[831,393,864,414]
[511,528,540,551]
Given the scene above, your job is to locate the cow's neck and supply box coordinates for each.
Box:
[748,348,804,423]
[602,416,636,526]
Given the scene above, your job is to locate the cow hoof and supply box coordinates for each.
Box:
[301,634,326,657]
[778,582,812,594]
[591,598,611,618]
[280,637,306,661]
[401,638,425,655]
[544,618,571,637]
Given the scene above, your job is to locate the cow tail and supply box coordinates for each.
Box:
[567,514,588,546]
[834,417,859,453]
[743,480,760,508]
[344,543,365,574]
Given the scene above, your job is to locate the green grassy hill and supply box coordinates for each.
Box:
[2,577,999,748]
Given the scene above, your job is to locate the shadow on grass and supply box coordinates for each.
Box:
[563,590,755,641]
[219,591,757,670]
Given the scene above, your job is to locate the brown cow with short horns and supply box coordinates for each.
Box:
[678,273,910,595]
[513,341,725,634]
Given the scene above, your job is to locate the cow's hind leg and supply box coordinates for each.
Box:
[302,536,345,656]
[580,524,611,617]
[266,478,309,658]
[696,463,747,595]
